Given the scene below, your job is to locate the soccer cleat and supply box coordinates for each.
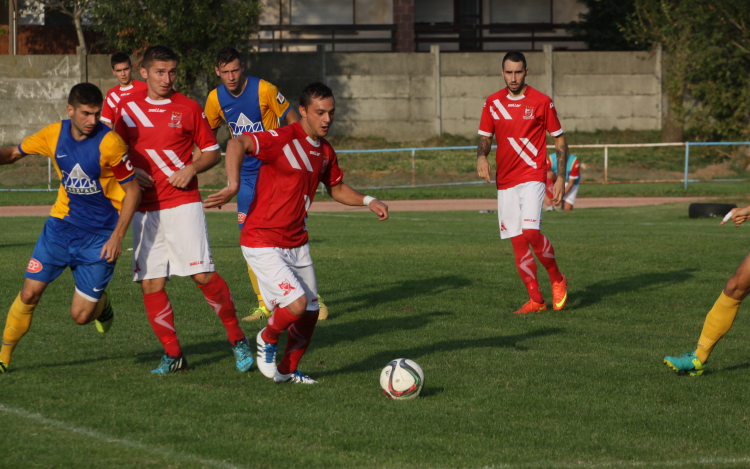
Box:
[664,351,706,376]
[274,369,318,384]
[551,275,568,311]
[95,291,114,333]
[514,299,547,314]
[243,305,272,322]
[150,355,188,374]
[317,294,329,320]
[0,359,8,374]
[231,337,254,372]
[256,328,278,378]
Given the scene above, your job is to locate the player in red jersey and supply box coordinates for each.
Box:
[205,82,389,384]
[115,45,254,374]
[100,52,148,129]
[477,51,569,315]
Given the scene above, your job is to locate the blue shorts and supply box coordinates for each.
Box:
[25,217,116,302]
[237,176,258,231]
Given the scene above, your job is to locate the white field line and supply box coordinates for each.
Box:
[0,404,247,469]
[477,455,750,468]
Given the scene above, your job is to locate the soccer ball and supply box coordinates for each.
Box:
[380,358,424,400]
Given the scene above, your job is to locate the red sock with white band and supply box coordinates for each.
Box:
[510,235,544,303]
[262,306,302,344]
[197,273,245,345]
[278,312,318,375]
[144,290,182,357]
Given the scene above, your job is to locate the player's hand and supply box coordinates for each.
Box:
[551,178,565,205]
[722,206,750,227]
[477,155,492,183]
[168,165,197,189]
[203,185,238,209]
[369,200,389,221]
[134,167,154,190]
[100,236,123,263]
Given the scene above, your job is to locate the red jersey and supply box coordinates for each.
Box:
[115,90,220,212]
[241,122,344,249]
[101,80,148,125]
[478,85,563,190]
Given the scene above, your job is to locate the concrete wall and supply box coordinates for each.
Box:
[0,49,661,143]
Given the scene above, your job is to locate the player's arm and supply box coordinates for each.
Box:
[328,183,389,221]
[722,205,750,227]
[551,134,569,205]
[203,134,255,209]
[0,145,26,165]
[477,136,493,183]
[284,108,299,125]
[100,178,141,263]
[168,147,221,189]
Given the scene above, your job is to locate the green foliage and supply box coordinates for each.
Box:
[89,0,261,97]
[625,0,750,140]
[566,0,646,51]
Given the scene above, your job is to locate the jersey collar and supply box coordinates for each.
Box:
[119,83,134,91]
[145,96,171,105]
[306,136,321,147]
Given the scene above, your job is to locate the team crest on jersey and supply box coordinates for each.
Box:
[238,212,246,225]
[524,106,534,119]
[62,164,100,195]
[27,258,42,273]
[229,112,263,135]
[168,111,183,128]
[279,279,296,296]
[276,91,285,104]
[320,157,329,174]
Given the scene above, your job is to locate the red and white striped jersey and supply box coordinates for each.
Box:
[241,122,343,249]
[115,89,220,212]
[101,80,148,125]
[478,85,563,190]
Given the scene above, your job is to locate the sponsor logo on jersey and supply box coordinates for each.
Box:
[238,212,246,225]
[269,129,278,137]
[27,258,42,273]
[62,163,101,195]
[524,106,534,119]
[310,151,320,156]
[148,108,167,113]
[507,103,521,107]
[168,111,183,128]
[189,261,205,266]
[276,91,285,104]
[550,102,555,108]
[224,108,233,113]
[229,112,263,135]
[56,154,67,158]
[279,279,296,296]
[524,218,537,223]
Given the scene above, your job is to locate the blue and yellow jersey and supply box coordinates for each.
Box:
[205,77,291,179]
[18,121,135,237]
[548,153,580,186]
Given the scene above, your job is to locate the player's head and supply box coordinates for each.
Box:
[299,82,335,139]
[66,83,103,137]
[140,45,179,99]
[110,52,133,86]
[501,51,528,94]
[215,47,245,91]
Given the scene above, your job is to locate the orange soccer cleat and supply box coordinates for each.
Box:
[514,299,547,314]
[551,275,568,311]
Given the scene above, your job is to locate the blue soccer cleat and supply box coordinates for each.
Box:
[664,351,705,376]
[231,337,254,372]
[274,369,317,384]
[151,355,188,374]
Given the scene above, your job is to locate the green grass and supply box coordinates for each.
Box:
[2,205,750,468]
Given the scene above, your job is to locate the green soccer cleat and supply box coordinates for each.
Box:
[151,355,188,374]
[664,351,705,376]
[242,305,272,322]
[231,337,254,372]
[94,291,114,334]
[0,359,8,374]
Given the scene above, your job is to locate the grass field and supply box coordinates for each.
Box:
[1,205,750,468]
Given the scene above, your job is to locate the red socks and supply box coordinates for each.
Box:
[523,229,563,284]
[197,273,245,345]
[144,290,182,357]
[511,235,544,303]
[278,313,319,375]
[262,306,301,344]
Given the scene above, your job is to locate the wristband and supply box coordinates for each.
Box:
[363,196,376,206]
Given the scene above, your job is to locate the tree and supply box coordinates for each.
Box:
[39,0,94,51]
[566,0,645,51]
[89,0,261,98]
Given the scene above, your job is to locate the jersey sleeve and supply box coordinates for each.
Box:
[478,99,495,137]
[101,91,115,124]
[321,148,344,187]
[204,90,224,130]
[193,104,220,152]
[568,158,580,181]
[113,108,131,147]
[546,100,563,137]
[100,131,135,183]
[248,129,285,162]
[261,80,291,119]
[18,122,60,158]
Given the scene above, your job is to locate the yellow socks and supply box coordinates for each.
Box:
[247,263,267,309]
[1,293,37,365]
[695,292,741,364]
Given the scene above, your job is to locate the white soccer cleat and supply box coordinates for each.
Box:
[274,370,317,384]
[256,328,278,378]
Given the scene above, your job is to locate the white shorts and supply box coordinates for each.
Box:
[241,244,319,312]
[132,202,215,281]
[498,181,544,239]
[563,184,579,205]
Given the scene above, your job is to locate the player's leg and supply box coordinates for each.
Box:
[68,230,117,331]
[235,179,271,322]
[133,210,186,374]
[0,278,48,373]
[665,251,750,375]
[562,184,578,211]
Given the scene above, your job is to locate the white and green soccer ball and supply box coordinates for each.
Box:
[380,358,424,400]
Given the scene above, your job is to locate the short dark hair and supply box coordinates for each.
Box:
[68,83,103,108]
[142,45,179,70]
[110,52,131,69]
[502,51,527,70]
[216,47,242,68]
[299,82,333,108]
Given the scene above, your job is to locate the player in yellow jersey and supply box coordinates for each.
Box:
[204,47,329,321]
[0,83,141,373]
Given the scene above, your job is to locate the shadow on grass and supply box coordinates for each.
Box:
[707,361,750,375]
[331,275,472,316]
[570,268,697,309]
[317,327,563,377]
[128,339,236,370]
